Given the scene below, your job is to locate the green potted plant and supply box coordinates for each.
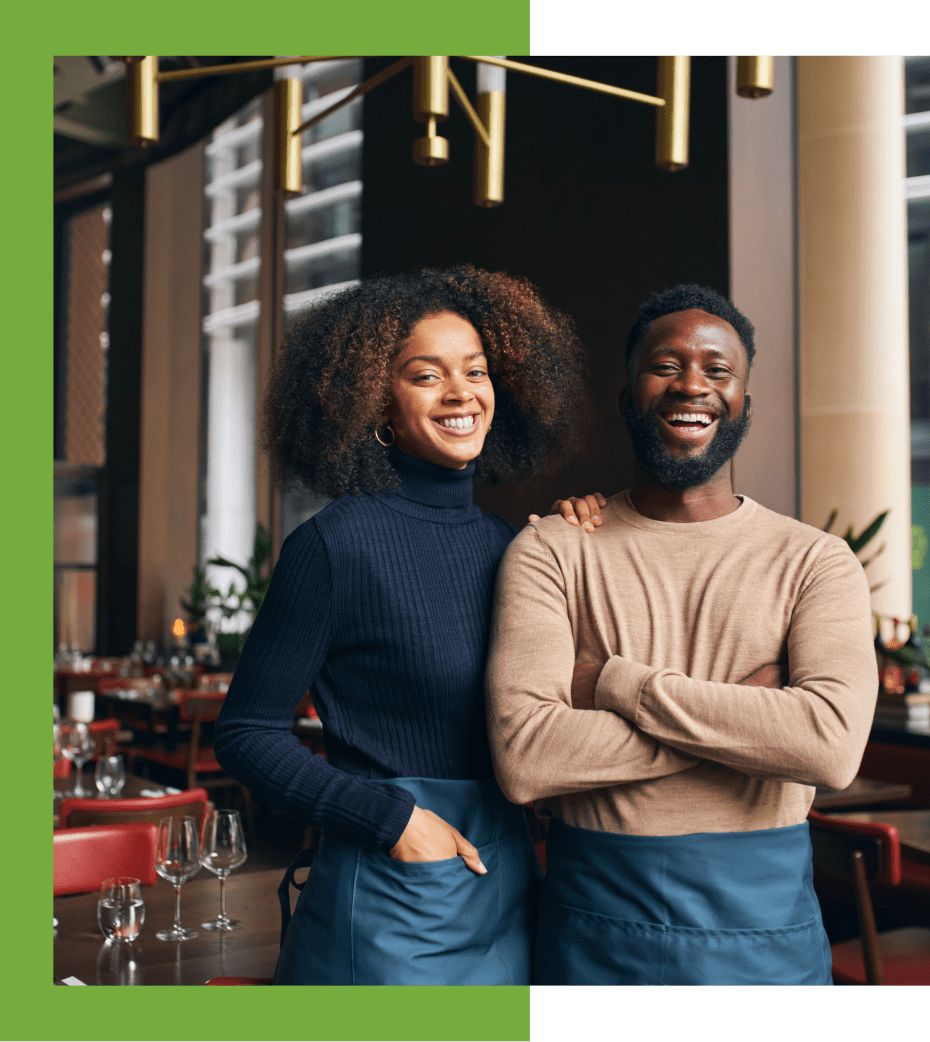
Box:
[179,566,218,645]
[206,524,273,662]
[823,508,889,592]
[825,509,929,673]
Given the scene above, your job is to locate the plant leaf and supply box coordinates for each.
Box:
[859,542,886,570]
[847,510,889,555]
[208,556,251,581]
[823,509,838,534]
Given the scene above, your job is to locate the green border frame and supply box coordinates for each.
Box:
[17,3,530,1040]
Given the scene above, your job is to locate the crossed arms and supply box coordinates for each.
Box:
[485,525,878,804]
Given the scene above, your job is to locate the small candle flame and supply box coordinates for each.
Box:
[172,618,186,638]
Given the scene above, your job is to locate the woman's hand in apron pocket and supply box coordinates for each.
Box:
[390,806,488,874]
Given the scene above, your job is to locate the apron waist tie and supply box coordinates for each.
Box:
[277,846,316,949]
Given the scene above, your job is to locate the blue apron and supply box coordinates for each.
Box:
[273,776,541,985]
[534,819,832,986]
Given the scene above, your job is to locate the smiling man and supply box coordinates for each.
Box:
[486,284,878,985]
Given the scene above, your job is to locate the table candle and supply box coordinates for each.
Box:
[68,691,95,723]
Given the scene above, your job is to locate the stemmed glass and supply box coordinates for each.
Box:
[95,754,126,798]
[53,709,63,801]
[154,816,201,941]
[62,722,94,797]
[199,809,248,931]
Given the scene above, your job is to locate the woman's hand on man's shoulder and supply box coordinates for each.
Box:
[528,493,607,533]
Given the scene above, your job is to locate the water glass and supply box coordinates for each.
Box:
[95,754,126,797]
[98,877,145,942]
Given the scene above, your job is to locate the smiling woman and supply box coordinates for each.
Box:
[261,264,586,498]
[213,265,592,985]
[385,312,496,470]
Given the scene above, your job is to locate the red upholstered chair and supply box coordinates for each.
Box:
[53,823,159,895]
[59,787,210,830]
[126,692,226,790]
[808,809,930,984]
[126,692,253,830]
[204,977,272,985]
[534,840,547,874]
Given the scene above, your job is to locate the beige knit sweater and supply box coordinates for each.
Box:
[486,492,878,836]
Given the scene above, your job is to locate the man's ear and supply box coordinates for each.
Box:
[618,386,630,412]
[744,391,752,418]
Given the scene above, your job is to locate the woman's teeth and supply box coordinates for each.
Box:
[438,416,476,429]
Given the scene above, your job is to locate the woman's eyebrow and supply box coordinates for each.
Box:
[400,352,487,369]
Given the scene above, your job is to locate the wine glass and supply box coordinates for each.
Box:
[53,710,63,800]
[62,722,94,797]
[199,809,248,931]
[154,816,201,941]
[95,754,126,798]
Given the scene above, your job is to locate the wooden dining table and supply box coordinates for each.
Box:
[812,775,913,810]
[825,809,930,868]
[54,866,287,985]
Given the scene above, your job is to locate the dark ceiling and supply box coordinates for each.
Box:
[53,57,274,194]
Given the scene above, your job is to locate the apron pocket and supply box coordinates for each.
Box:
[351,837,522,985]
[535,893,832,986]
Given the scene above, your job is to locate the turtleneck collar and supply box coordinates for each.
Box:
[375,448,480,524]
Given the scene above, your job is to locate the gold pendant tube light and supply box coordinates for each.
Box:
[274,78,304,196]
[736,57,774,99]
[412,56,450,166]
[655,56,690,172]
[119,56,771,205]
[473,59,506,208]
[126,56,159,146]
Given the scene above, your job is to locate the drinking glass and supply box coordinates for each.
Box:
[53,713,63,800]
[199,809,248,931]
[63,722,94,797]
[154,816,200,941]
[97,877,145,941]
[95,754,126,797]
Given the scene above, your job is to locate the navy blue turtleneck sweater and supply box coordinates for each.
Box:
[214,450,517,853]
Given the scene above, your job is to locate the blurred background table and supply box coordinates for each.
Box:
[813,776,913,810]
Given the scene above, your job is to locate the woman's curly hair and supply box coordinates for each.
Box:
[262,264,588,497]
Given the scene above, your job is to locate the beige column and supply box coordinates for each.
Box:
[797,56,910,617]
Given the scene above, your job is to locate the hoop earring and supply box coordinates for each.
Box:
[375,423,395,448]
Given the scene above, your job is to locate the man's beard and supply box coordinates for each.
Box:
[620,396,752,490]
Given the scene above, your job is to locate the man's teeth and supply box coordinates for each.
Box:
[666,412,712,426]
[438,416,477,429]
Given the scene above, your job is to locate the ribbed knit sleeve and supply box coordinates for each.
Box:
[214,521,416,853]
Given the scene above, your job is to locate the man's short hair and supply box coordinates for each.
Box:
[625,284,756,372]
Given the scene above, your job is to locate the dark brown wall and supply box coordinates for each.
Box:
[360,57,729,527]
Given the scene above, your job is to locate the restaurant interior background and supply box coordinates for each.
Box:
[49,52,930,992]
[53,55,929,660]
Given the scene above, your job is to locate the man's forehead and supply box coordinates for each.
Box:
[637,308,747,365]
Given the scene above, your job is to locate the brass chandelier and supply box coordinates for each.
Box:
[123,55,774,208]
